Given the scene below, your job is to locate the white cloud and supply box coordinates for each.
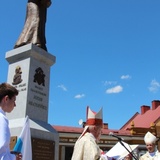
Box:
[121,75,131,80]
[74,94,85,99]
[104,81,117,85]
[106,85,123,94]
[57,84,67,91]
[148,79,160,93]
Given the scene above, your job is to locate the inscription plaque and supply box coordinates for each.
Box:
[32,137,55,160]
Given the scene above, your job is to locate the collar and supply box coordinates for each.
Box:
[147,150,159,157]
[0,107,6,116]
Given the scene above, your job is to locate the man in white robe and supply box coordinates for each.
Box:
[71,106,109,160]
[139,131,160,160]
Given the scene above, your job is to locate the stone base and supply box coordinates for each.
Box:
[9,118,59,160]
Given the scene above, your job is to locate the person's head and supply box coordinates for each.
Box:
[144,131,157,153]
[146,143,156,153]
[88,125,102,141]
[0,83,19,113]
[78,106,103,141]
[124,154,132,160]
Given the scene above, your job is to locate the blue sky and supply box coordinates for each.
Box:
[1,0,160,129]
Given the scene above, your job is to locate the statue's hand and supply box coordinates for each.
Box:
[41,0,51,7]
[47,0,51,7]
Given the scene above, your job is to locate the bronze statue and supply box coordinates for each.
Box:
[14,0,51,51]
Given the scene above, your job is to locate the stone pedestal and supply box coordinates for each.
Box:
[5,44,59,160]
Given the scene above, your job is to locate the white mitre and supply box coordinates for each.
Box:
[144,131,157,144]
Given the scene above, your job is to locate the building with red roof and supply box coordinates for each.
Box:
[52,100,160,160]
[120,100,160,131]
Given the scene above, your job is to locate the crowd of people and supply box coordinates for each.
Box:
[0,82,160,160]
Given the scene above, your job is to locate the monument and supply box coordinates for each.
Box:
[5,0,59,159]
[6,44,59,160]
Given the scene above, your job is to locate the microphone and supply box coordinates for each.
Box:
[109,132,124,141]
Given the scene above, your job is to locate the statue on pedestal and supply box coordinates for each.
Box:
[14,0,51,51]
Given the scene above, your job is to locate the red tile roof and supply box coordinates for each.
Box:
[53,125,131,136]
[120,105,160,130]
[53,125,84,133]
